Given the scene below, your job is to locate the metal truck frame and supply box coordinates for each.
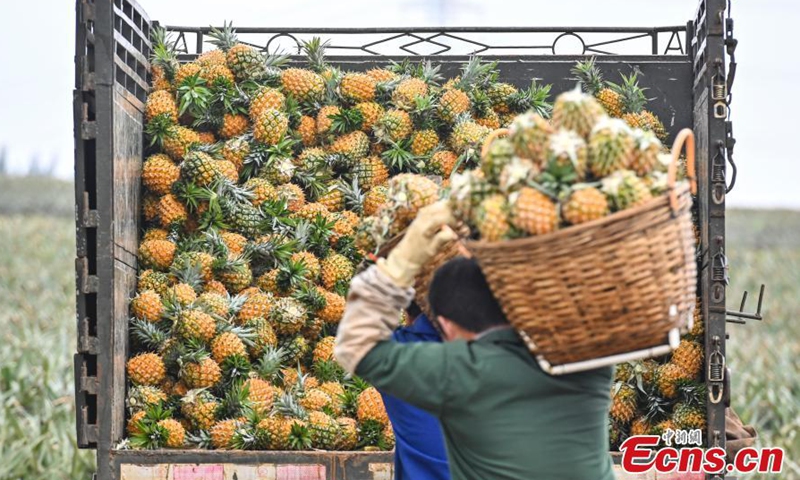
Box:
[73,0,738,478]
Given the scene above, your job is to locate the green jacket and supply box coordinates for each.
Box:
[357,329,615,480]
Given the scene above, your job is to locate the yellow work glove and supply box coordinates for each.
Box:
[377,201,458,288]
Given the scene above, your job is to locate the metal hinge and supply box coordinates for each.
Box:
[74,353,99,448]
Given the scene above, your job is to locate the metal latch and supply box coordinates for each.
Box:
[727,285,766,324]
[708,336,725,404]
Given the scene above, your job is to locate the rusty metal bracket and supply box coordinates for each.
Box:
[726,284,765,324]
[708,336,725,404]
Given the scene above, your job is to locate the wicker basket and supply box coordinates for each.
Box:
[465,128,698,375]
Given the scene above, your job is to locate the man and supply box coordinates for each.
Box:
[335,202,615,480]
[379,302,450,480]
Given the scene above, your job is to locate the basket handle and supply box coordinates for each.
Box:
[480,128,510,158]
[667,128,697,212]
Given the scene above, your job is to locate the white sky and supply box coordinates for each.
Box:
[1,0,798,208]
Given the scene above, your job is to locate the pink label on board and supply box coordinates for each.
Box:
[275,465,326,480]
[172,464,224,480]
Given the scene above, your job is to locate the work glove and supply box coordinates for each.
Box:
[377,201,458,288]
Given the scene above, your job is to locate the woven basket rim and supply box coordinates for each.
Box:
[465,183,691,250]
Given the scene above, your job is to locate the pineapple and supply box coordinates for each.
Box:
[509,112,554,166]
[182,357,222,389]
[244,378,277,414]
[157,194,188,228]
[487,82,518,114]
[449,169,496,221]
[138,270,170,296]
[249,86,286,122]
[410,129,440,157]
[199,63,235,85]
[208,22,270,82]
[340,73,377,103]
[571,58,623,117]
[354,156,390,190]
[138,239,176,271]
[354,102,385,132]
[588,117,635,177]
[216,261,253,294]
[329,131,370,160]
[393,78,429,110]
[163,126,201,161]
[127,410,147,436]
[257,416,293,450]
[181,389,219,430]
[316,105,341,135]
[308,411,340,450]
[312,336,336,364]
[220,232,248,258]
[551,87,606,139]
[449,119,490,155]
[142,194,159,222]
[237,292,274,324]
[671,339,704,379]
[336,417,358,450]
[181,151,219,187]
[475,194,512,242]
[614,73,668,142]
[270,297,308,336]
[363,185,389,217]
[127,353,166,386]
[562,187,609,225]
[248,318,278,357]
[254,109,289,145]
[366,68,397,83]
[211,332,248,364]
[197,131,217,145]
[291,251,321,279]
[375,109,413,142]
[509,187,558,236]
[167,282,198,307]
[221,136,250,172]
[243,178,277,207]
[601,170,653,211]
[672,402,706,431]
[297,115,318,146]
[142,154,180,195]
[281,68,325,103]
[176,309,217,343]
[173,62,202,88]
[131,290,164,323]
[546,129,588,181]
[320,254,355,291]
[439,88,471,123]
[630,129,663,176]
[475,110,501,130]
[609,382,638,425]
[480,138,514,184]
[317,288,345,325]
[356,387,389,426]
[385,173,440,231]
[196,292,229,318]
[145,90,178,123]
[210,418,239,449]
[280,336,310,365]
[428,150,458,178]
[656,362,691,399]
[127,385,168,412]
[630,417,652,437]
[157,418,186,448]
[219,114,249,139]
[300,388,333,412]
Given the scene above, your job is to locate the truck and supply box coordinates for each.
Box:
[72,0,742,478]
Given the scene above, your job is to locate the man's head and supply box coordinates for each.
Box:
[427,256,509,341]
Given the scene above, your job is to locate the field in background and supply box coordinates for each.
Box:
[0,175,797,480]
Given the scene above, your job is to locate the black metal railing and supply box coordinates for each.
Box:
[160,25,688,58]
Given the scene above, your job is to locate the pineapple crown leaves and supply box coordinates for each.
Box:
[292,165,332,202]
[468,88,494,118]
[410,94,443,131]
[217,381,254,419]
[610,71,652,114]
[186,429,214,449]
[144,114,175,149]
[128,403,175,449]
[174,181,213,214]
[220,354,253,386]
[357,419,387,449]
[329,108,365,134]
[169,257,206,291]
[313,359,346,384]
[255,346,287,382]
[275,259,312,293]
[508,80,553,118]
[640,393,672,422]
[150,26,179,80]
[456,56,498,91]
[216,322,258,347]
[333,235,363,265]
[389,58,417,76]
[333,177,367,214]
[246,235,297,270]
[207,21,239,52]
[570,57,604,96]
[292,217,335,258]
[292,282,326,313]
[273,391,309,421]
[130,317,171,351]
[302,37,330,74]
[380,139,419,174]
[419,60,444,86]
[176,73,213,118]
[288,422,314,451]
[676,380,708,406]
[177,338,212,366]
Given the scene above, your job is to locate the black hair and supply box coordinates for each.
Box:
[427,256,508,333]
[405,301,423,321]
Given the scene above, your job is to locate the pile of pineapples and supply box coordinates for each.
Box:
[126,21,704,451]
[124,23,555,451]
[447,58,706,449]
